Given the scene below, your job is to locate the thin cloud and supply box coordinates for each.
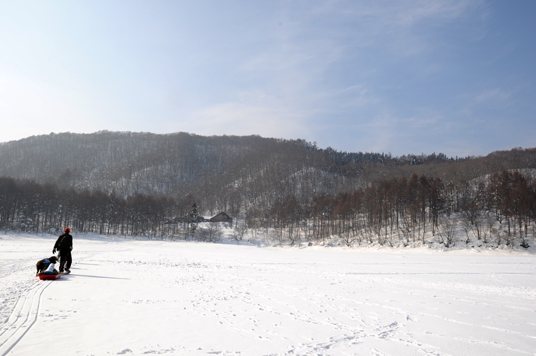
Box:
[474,88,514,104]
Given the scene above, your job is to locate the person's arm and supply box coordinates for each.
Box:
[53,234,64,253]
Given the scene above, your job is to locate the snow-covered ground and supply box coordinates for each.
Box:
[1,233,535,356]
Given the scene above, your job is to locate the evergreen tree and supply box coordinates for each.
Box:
[190,203,198,233]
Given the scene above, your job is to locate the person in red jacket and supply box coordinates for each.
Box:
[53,228,73,274]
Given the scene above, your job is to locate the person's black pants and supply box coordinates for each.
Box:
[59,250,72,272]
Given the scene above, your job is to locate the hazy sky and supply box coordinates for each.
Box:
[1,1,534,157]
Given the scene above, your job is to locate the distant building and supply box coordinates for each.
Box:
[166,212,232,226]
[209,212,233,225]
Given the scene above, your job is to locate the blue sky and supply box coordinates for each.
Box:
[0,0,534,157]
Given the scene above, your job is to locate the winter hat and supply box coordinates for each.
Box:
[65,228,70,233]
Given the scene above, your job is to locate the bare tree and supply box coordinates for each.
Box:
[233,224,248,242]
[437,216,456,248]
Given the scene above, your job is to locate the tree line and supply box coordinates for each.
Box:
[252,170,536,248]
[1,169,535,248]
[0,176,200,239]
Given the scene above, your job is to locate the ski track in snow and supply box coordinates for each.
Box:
[0,234,535,356]
[0,280,49,356]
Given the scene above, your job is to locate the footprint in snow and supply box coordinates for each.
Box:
[406,315,418,322]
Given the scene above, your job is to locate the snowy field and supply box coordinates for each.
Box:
[1,233,535,356]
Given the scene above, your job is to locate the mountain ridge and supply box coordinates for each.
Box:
[0,131,534,215]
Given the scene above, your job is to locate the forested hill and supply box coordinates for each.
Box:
[0,131,535,215]
[0,131,362,211]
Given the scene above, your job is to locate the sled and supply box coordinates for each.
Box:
[39,273,62,280]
